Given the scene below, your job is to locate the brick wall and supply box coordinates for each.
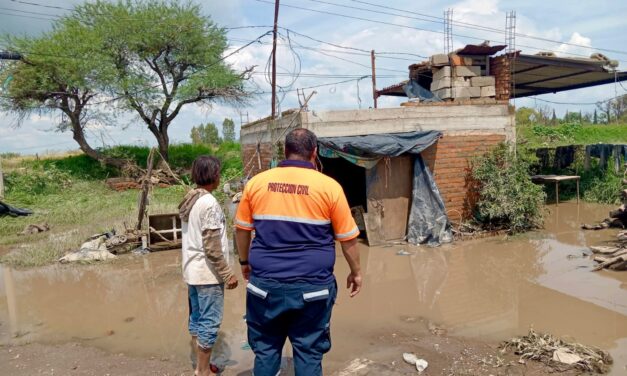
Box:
[490,55,511,101]
[422,134,506,221]
[242,142,275,177]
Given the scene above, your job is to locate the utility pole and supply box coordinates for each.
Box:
[371,50,378,109]
[271,0,280,118]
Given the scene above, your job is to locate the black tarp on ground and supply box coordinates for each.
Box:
[0,200,32,217]
[318,130,453,246]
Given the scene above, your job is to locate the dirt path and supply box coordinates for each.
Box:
[1,342,191,376]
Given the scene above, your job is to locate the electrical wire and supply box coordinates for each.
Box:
[254,0,627,64]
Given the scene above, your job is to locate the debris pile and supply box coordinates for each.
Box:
[106,168,184,191]
[58,228,146,263]
[501,329,613,374]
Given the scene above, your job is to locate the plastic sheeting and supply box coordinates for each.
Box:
[403,79,442,103]
[318,130,452,246]
[407,156,453,246]
[318,130,442,168]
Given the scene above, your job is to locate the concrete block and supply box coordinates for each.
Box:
[430,77,451,91]
[434,87,452,100]
[481,85,496,97]
[433,66,451,81]
[451,77,470,87]
[430,54,450,66]
[453,65,481,77]
[470,76,495,87]
[452,86,481,98]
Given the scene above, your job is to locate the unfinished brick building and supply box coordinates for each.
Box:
[240,44,626,244]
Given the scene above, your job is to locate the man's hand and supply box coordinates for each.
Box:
[225,275,238,290]
[346,272,362,297]
[241,265,251,281]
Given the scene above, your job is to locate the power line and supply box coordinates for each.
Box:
[8,0,72,11]
[254,0,627,64]
[347,0,627,56]
[0,10,56,21]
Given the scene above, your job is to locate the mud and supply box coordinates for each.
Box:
[0,202,626,375]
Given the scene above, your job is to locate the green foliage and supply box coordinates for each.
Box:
[191,123,222,145]
[5,165,73,202]
[0,152,20,159]
[471,144,546,233]
[222,118,236,142]
[581,171,623,205]
[519,123,627,148]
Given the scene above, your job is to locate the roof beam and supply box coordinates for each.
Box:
[516,55,606,72]
[514,73,627,97]
[516,70,592,86]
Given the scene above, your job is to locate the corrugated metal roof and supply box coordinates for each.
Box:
[512,54,627,97]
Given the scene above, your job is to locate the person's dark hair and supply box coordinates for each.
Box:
[285,128,317,160]
[191,155,221,186]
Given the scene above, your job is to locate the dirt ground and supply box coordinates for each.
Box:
[1,202,626,375]
[0,330,574,376]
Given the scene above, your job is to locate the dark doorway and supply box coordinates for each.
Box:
[319,156,367,210]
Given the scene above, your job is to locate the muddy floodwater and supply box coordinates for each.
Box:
[1,202,626,375]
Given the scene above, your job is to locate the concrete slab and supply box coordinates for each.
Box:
[481,85,496,97]
[430,54,450,66]
[454,66,481,77]
[434,87,452,99]
[452,86,481,98]
[433,66,451,81]
[452,77,470,87]
[470,76,496,87]
[430,77,451,91]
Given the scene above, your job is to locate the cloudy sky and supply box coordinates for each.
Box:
[1,0,626,154]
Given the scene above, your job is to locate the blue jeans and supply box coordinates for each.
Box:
[188,284,224,349]
[246,276,337,376]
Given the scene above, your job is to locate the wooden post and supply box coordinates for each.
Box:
[271,0,280,118]
[0,155,4,200]
[555,181,559,205]
[137,148,156,231]
[576,178,580,204]
[371,50,378,108]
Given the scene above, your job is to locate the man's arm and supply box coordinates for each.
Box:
[203,229,237,289]
[235,228,252,281]
[340,238,361,297]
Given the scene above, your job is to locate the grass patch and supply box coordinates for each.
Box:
[518,123,627,148]
[0,179,186,268]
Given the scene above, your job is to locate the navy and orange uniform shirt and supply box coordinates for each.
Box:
[235,159,359,284]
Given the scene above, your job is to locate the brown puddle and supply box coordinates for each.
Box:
[1,202,626,375]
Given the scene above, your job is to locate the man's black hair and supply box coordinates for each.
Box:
[285,128,317,160]
[191,155,221,186]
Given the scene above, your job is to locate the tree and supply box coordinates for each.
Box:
[222,118,236,142]
[597,100,612,124]
[515,107,537,125]
[1,0,250,165]
[77,0,250,162]
[551,109,557,125]
[190,123,221,145]
[593,109,598,124]
[0,16,127,167]
[610,94,627,122]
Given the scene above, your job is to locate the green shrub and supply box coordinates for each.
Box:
[471,143,546,233]
[5,165,73,199]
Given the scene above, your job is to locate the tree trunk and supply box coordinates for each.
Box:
[70,121,129,168]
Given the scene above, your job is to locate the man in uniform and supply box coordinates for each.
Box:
[235,128,361,376]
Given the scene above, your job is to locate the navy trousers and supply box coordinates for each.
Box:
[246,276,337,376]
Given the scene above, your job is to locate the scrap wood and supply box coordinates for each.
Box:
[592,253,627,271]
[589,245,624,254]
[501,329,612,374]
